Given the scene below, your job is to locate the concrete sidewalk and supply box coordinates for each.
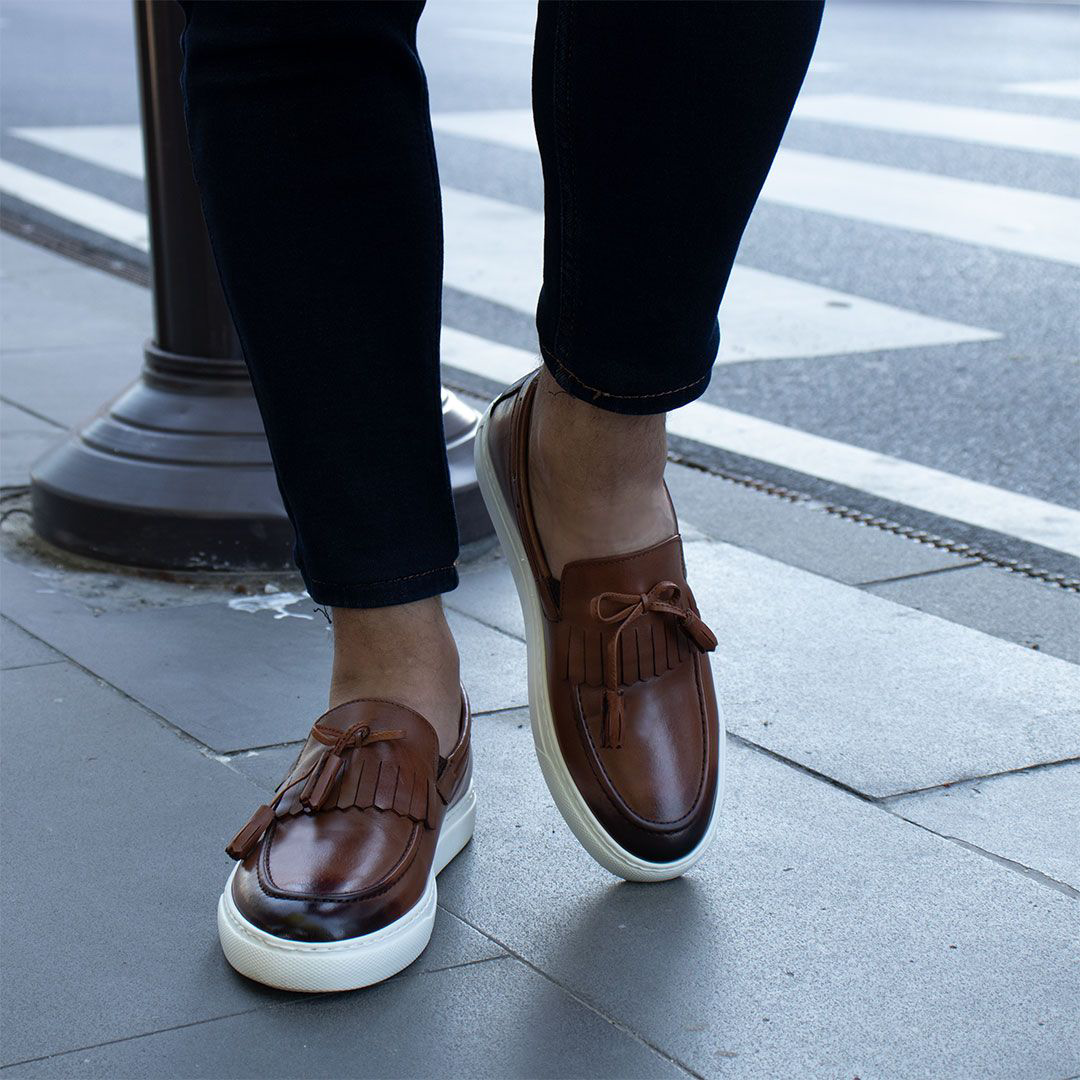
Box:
[1,232,1078,1079]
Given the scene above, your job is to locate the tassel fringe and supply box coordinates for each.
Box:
[601,688,624,749]
[283,761,439,829]
[224,724,437,860]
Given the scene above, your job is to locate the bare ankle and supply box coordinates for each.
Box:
[329,597,461,755]
[527,367,676,577]
[529,367,668,500]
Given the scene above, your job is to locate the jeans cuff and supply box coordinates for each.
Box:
[539,345,714,417]
[302,564,459,609]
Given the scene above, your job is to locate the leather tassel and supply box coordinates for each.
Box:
[680,611,718,652]
[601,688,624,749]
[301,751,344,811]
[225,804,275,861]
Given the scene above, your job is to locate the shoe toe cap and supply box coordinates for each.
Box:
[230,810,425,943]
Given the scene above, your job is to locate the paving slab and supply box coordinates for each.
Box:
[0,233,149,353]
[664,460,976,586]
[694,540,1079,795]
[1,343,143,430]
[865,563,1080,663]
[0,231,67,280]
[0,401,64,487]
[886,763,1080,892]
[437,710,1080,1080]
[448,551,526,640]
[0,614,62,668]
[0,659,502,1066]
[0,558,526,751]
[1,958,685,1080]
[443,534,1080,797]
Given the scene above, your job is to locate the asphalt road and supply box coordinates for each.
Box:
[2,0,1078,572]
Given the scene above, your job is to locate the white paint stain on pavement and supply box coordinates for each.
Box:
[227,588,314,620]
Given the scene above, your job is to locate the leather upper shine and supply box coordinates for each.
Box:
[226,695,471,943]
[487,372,720,864]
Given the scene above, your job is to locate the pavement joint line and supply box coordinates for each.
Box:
[448,599,527,642]
[215,730,1080,813]
[0,949,513,1071]
[729,731,879,804]
[733,728,1080,811]
[732,732,1080,898]
[890,820,1079,900]
[209,704,532,763]
[1,341,141,358]
[0,394,68,430]
[444,598,525,644]
[388,946,513,980]
[216,739,306,761]
[0,1000,317,1073]
[472,704,531,718]
[879,755,1080,800]
[0,597,528,766]
[434,906,708,1080]
[854,561,983,588]
[0,609,241,765]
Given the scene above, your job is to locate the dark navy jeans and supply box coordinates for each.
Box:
[179,1,823,607]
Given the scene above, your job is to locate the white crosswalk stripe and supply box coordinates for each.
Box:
[431,108,1080,266]
[442,326,1080,558]
[444,28,533,46]
[1005,78,1080,100]
[8,124,1001,360]
[439,187,999,360]
[12,124,143,178]
[2,114,1077,556]
[24,112,1079,268]
[0,157,148,249]
[765,150,1080,266]
[793,93,1080,159]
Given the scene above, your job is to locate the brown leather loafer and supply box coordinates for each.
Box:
[216,692,475,991]
[476,371,723,881]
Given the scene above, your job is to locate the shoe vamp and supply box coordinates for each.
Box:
[577,663,708,827]
[265,807,420,898]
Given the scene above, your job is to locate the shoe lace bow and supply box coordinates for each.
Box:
[589,581,717,750]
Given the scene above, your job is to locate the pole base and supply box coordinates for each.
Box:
[30,341,492,573]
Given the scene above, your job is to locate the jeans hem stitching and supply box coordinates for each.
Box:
[541,345,711,401]
[306,564,456,589]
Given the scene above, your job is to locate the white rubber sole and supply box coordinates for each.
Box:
[475,405,724,883]
[217,782,477,992]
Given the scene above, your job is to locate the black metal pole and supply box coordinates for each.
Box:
[30,0,490,572]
